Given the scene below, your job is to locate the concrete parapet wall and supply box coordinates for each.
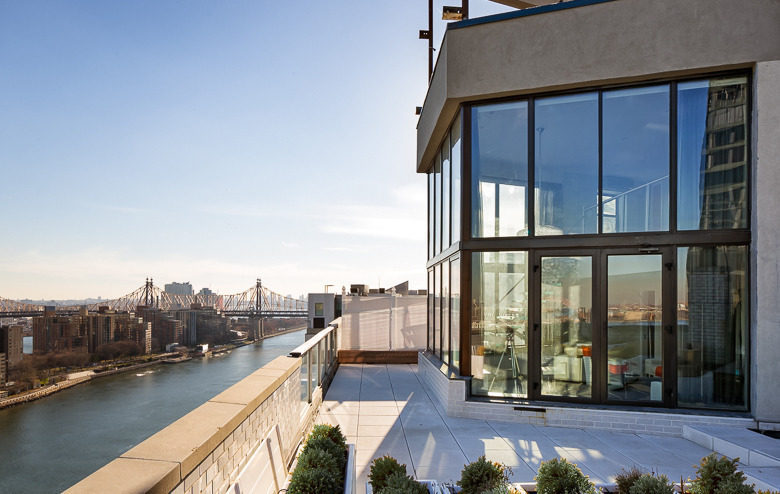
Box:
[67,356,318,494]
[418,352,756,437]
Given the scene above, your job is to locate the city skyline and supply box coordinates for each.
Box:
[0,1,510,300]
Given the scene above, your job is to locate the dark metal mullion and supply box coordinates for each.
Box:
[597,249,608,403]
[670,82,678,233]
[462,106,473,378]
[662,247,677,408]
[461,251,472,378]
[529,249,539,400]
[528,98,536,237]
[598,92,604,235]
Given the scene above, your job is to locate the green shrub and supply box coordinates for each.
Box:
[690,454,754,494]
[287,466,342,494]
[629,474,675,494]
[616,467,646,494]
[535,458,597,494]
[309,423,347,451]
[378,471,428,494]
[369,455,407,492]
[457,455,511,494]
[304,436,346,471]
[296,447,341,477]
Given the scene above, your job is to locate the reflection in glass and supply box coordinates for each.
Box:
[311,342,319,390]
[678,78,748,231]
[451,114,462,243]
[471,251,528,398]
[301,352,309,404]
[535,93,599,235]
[677,246,747,410]
[607,255,663,402]
[428,269,434,351]
[434,154,442,253]
[434,263,440,355]
[451,257,461,373]
[428,173,434,259]
[602,85,669,233]
[442,261,450,364]
[442,134,451,249]
[471,102,528,237]
[541,257,592,398]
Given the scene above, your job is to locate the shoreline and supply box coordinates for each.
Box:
[0,328,305,410]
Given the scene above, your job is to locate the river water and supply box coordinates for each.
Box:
[0,330,305,493]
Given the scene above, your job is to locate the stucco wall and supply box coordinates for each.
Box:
[417,0,780,171]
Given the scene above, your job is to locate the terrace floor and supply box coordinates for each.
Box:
[315,363,780,493]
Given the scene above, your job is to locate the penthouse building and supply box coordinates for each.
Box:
[419,0,780,427]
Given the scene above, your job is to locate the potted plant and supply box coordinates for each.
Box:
[287,424,356,494]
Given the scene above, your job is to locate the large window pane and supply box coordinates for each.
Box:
[434,263,441,356]
[603,85,670,233]
[678,77,748,230]
[541,256,593,398]
[428,269,434,351]
[442,261,450,364]
[677,246,747,410]
[471,102,529,238]
[451,113,462,243]
[451,257,461,373]
[442,134,451,249]
[434,154,442,254]
[428,173,434,259]
[607,255,663,402]
[471,251,528,398]
[535,93,599,235]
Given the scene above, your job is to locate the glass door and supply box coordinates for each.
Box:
[604,251,669,404]
[536,253,596,401]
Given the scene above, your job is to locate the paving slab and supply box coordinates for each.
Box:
[317,364,779,491]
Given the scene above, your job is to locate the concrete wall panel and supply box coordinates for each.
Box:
[752,60,780,424]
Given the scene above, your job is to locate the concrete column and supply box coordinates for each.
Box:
[752,60,780,424]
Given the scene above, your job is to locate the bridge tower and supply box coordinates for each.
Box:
[255,278,264,340]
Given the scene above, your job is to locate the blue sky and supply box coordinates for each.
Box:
[0,1,509,300]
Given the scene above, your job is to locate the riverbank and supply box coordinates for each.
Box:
[0,330,303,410]
[0,357,174,410]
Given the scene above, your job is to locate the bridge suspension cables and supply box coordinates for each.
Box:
[0,278,307,318]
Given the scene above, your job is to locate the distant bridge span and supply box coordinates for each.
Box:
[0,279,307,318]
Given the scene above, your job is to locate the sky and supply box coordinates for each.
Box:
[0,1,510,301]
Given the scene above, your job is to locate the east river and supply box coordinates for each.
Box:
[0,330,305,493]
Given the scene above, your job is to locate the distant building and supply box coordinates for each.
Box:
[0,352,5,387]
[197,287,214,297]
[164,282,193,296]
[307,293,341,331]
[33,308,88,354]
[0,325,24,367]
[136,306,183,352]
[85,309,151,354]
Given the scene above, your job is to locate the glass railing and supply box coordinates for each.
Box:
[289,320,339,405]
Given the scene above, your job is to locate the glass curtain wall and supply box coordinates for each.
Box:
[471,251,529,398]
[471,102,529,238]
[434,155,442,254]
[442,261,450,364]
[428,173,435,258]
[434,264,441,356]
[535,93,599,235]
[428,269,434,351]
[602,85,669,233]
[451,257,461,373]
[677,246,747,409]
[678,77,748,230]
[451,114,462,243]
[442,135,451,250]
